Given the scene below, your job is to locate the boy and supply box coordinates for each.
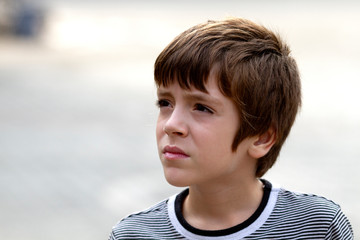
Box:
[109,18,353,239]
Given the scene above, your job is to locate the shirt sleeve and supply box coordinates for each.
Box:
[325,208,354,240]
[108,230,116,240]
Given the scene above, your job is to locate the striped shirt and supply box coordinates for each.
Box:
[109,180,353,239]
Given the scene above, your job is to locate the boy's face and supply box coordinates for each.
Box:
[156,70,256,188]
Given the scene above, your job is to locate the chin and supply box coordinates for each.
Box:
[166,180,189,188]
[163,169,191,187]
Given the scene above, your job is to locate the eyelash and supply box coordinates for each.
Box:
[156,99,171,108]
[156,99,214,114]
[194,103,214,114]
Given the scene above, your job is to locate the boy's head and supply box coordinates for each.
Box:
[154,17,301,177]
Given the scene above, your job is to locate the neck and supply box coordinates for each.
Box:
[183,178,264,231]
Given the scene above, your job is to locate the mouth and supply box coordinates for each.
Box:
[163,145,189,160]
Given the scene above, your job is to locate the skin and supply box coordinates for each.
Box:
[156,69,275,230]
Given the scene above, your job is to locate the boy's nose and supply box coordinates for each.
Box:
[163,108,188,137]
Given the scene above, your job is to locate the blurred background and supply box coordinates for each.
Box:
[0,0,359,239]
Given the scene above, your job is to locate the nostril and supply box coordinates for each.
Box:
[174,131,184,136]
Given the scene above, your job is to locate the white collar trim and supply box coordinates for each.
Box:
[167,186,280,240]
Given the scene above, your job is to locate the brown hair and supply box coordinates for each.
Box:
[154,18,301,177]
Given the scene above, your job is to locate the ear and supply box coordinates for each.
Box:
[248,127,276,159]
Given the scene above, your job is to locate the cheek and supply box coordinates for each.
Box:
[156,118,164,141]
[196,126,235,157]
[201,123,235,144]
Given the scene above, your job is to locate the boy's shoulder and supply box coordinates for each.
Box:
[109,198,183,240]
[266,186,354,239]
[112,198,168,230]
[122,198,169,220]
[274,187,343,223]
[277,187,341,210]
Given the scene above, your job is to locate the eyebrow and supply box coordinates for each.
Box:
[157,89,223,107]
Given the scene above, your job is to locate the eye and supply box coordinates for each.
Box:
[156,99,172,108]
[194,103,214,114]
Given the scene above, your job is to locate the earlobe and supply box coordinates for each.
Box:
[248,128,276,159]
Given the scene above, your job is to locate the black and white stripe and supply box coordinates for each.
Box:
[109,180,353,239]
[110,200,183,239]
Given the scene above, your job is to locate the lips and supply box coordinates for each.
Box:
[163,145,189,160]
